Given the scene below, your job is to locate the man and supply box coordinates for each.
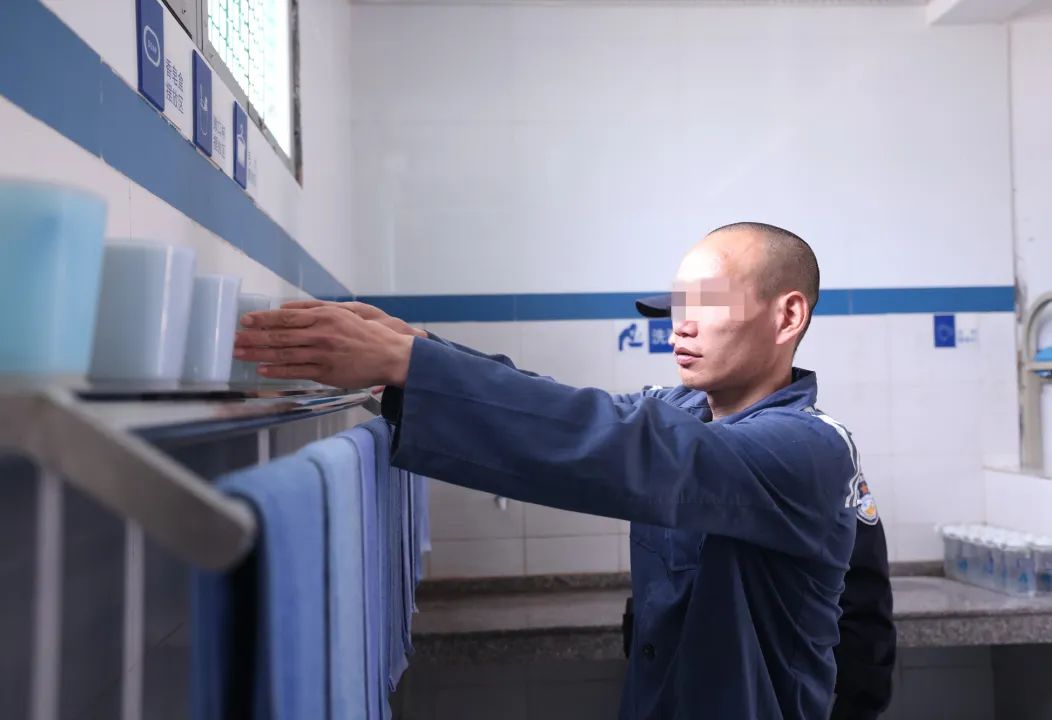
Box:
[235,222,863,718]
[631,295,897,720]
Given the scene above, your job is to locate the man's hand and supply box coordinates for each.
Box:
[280,300,427,339]
[233,305,414,388]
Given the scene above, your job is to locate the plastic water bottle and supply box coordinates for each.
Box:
[1003,534,1036,597]
[1031,536,1052,595]
[941,525,962,580]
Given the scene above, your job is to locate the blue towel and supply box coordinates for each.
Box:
[406,473,420,602]
[360,419,409,701]
[191,455,327,720]
[400,469,417,642]
[340,427,384,720]
[299,437,368,719]
[415,474,431,556]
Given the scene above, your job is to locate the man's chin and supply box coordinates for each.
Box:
[678,367,709,390]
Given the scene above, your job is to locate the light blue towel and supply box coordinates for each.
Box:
[191,454,327,720]
[299,437,368,719]
[407,473,421,602]
[415,474,431,555]
[400,469,417,639]
[360,419,409,700]
[340,427,383,720]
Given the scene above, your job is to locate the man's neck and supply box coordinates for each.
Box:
[706,367,795,420]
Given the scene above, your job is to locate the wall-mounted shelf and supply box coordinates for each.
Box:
[0,382,381,572]
[78,383,381,443]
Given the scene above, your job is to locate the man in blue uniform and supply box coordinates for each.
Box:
[632,293,896,720]
[235,222,866,719]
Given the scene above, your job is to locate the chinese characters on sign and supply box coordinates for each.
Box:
[648,319,674,354]
[164,58,185,114]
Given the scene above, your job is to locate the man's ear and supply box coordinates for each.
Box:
[777,291,809,347]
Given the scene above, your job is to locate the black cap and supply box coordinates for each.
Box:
[635,293,672,318]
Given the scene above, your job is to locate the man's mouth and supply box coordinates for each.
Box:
[674,348,700,366]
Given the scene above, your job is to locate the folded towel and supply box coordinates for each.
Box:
[191,455,326,720]
[299,437,369,719]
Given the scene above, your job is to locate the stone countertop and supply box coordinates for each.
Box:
[409,577,1052,665]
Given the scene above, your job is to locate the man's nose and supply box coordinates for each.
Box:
[674,319,698,337]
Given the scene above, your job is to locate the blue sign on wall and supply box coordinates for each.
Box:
[192,52,212,156]
[648,318,674,353]
[618,323,644,351]
[233,102,248,188]
[136,0,165,111]
[934,314,956,348]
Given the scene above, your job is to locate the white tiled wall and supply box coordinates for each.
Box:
[526,535,621,575]
[350,4,1013,296]
[15,0,359,292]
[430,537,526,579]
[0,97,305,299]
[1011,15,1052,311]
[985,468,1052,538]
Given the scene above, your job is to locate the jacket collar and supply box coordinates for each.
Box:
[670,368,818,423]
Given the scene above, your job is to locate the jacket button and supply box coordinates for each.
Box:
[642,643,655,660]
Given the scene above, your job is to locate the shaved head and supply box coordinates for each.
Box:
[708,222,819,342]
[670,221,819,409]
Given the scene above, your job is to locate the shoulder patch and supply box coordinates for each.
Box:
[853,475,879,526]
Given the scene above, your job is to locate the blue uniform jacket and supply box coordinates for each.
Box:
[381,336,860,719]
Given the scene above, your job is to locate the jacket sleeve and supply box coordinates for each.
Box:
[831,517,897,720]
[382,337,856,560]
[425,331,645,404]
[425,332,554,381]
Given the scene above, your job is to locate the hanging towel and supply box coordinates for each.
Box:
[399,469,417,641]
[341,425,386,720]
[299,437,369,719]
[191,454,326,720]
[407,473,421,603]
[415,474,431,555]
[360,419,410,696]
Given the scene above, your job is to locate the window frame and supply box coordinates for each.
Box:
[162,0,303,183]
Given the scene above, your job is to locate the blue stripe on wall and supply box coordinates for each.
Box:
[354,286,1016,323]
[0,0,349,299]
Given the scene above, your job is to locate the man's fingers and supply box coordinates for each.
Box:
[234,328,329,349]
[377,317,428,338]
[343,301,388,320]
[280,300,329,310]
[275,300,385,321]
[257,363,325,380]
[234,346,321,364]
[241,308,321,330]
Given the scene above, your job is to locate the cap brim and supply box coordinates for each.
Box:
[635,293,672,318]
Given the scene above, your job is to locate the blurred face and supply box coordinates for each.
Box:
[671,232,781,392]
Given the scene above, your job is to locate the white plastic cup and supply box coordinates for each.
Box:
[230,293,272,385]
[89,243,196,382]
[181,274,242,384]
[0,181,107,376]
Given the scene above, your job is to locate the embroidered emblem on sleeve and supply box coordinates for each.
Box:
[854,475,879,526]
